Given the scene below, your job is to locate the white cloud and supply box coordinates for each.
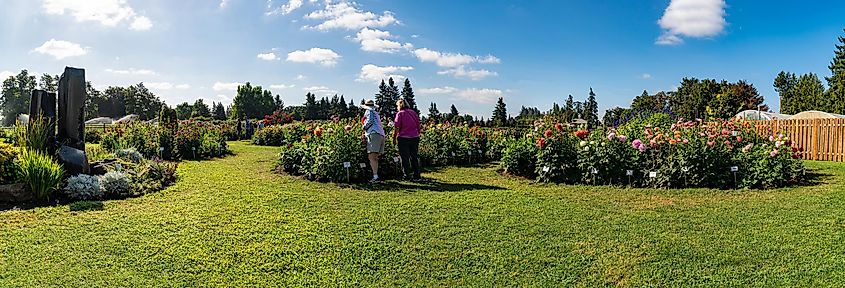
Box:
[418,87,504,104]
[656,0,727,45]
[456,88,504,104]
[257,52,280,61]
[146,82,190,90]
[413,48,500,68]
[354,28,412,53]
[105,68,156,75]
[295,74,307,80]
[33,39,87,60]
[43,0,153,31]
[438,66,497,80]
[303,2,398,31]
[302,85,338,95]
[0,71,15,81]
[418,86,458,94]
[286,48,340,66]
[269,84,295,90]
[641,73,653,80]
[357,64,414,83]
[130,16,152,31]
[267,0,303,15]
[219,0,230,9]
[213,82,242,91]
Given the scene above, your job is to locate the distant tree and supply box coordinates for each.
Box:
[84,82,101,120]
[826,29,845,114]
[774,71,799,114]
[631,90,668,114]
[175,102,193,120]
[212,102,227,120]
[0,70,36,125]
[374,78,401,119]
[669,78,721,120]
[274,95,285,111]
[491,97,508,127]
[303,92,318,120]
[449,104,459,120]
[603,107,631,127]
[705,80,766,119]
[794,73,826,113]
[584,88,599,129]
[38,73,59,93]
[192,99,211,118]
[232,82,275,119]
[427,102,441,123]
[563,95,575,122]
[401,78,418,112]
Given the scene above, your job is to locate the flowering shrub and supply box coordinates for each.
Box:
[509,118,804,189]
[64,174,102,200]
[253,123,308,146]
[419,124,488,166]
[101,121,229,160]
[263,110,294,125]
[278,121,401,182]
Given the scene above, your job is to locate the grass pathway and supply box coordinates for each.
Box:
[1,142,844,286]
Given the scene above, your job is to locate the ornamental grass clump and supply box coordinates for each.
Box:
[17,148,64,200]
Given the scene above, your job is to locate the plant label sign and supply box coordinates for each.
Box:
[467,151,472,155]
[478,150,483,154]
[359,163,367,168]
[649,171,657,178]
[451,152,456,157]
[343,162,351,168]
[159,147,165,152]
[393,157,400,163]
[626,170,634,176]
[591,168,598,174]
[192,147,196,151]
[731,131,738,136]
[542,166,550,172]
[730,166,739,172]
[682,167,690,172]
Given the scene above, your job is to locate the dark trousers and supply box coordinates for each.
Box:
[397,137,421,178]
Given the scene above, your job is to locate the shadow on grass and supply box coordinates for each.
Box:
[796,168,833,187]
[69,201,104,212]
[347,178,506,192]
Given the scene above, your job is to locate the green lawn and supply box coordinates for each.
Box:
[2,141,845,286]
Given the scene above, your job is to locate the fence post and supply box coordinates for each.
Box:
[812,119,819,160]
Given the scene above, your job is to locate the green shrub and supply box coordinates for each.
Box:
[86,145,113,162]
[535,129,580,184]
[116,148,143,163]
[17,148,64,200]
[130,160,178,195]
[0,142,19,184]
[500,137,537,177]
[14,116,53,152]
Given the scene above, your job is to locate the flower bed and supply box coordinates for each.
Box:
[276,121,493,182]
[503,118,805,189]
[101,120,229,160]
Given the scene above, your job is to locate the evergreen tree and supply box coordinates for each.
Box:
[563,95,575,122]
[212,102,227,120]
[175,102,193,120]
[192,99,211,118]
[274,95,285,111]
[303,92,318,120]
[774,71,799,114]
[794,73,826,113]
[826,29,845,114]
[449,104,459,119]
[401,78,418,112]
[584,88,599,129]
[232,82,275,119]
[491,97,508,127]
[428,102,441,123]
[374,80,391,119]
[38,73,59,93]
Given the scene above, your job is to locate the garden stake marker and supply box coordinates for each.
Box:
[731,166,739,187]
[343,162,351,183]
[192,147,196,159]
[626,169,633,186]
[159,146,164,159]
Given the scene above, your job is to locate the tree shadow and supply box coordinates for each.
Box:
[346,178,506,192]
[795,167,833,187]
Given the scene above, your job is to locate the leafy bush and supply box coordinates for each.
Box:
[101,121,229,160]
[253,123,308,146]
[17,148,64,200]
[500,137,537,177]
[130,160,178,195]
[0,142,19,184]
[100,171,131,197]
[534,128,580,184]
[85,128,104,143]
[64,174,103,200]
[86,145,113,162]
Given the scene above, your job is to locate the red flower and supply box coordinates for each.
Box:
[544,129,553,138]
[314,127,324,137]
[554,123,563,132]
[574,129,589,140]
[537,137,546,149]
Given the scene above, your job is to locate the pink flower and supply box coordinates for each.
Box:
[649,139,657,146]
[607,132,616,141]
[344,125,352,132]
[632,139,642,149]
[707,140,715,147]
[775,141,782,148]
[769,135,775,142]
[638,145,647,152]
[618,135,627,142]
[742,143,754,153]
[770,149,779,157]
[682,139,689,144]
[724,140,732,147]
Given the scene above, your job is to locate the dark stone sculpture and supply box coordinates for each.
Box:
[58,145,89,175]
[29,89,57,122]
[58,67,86,150]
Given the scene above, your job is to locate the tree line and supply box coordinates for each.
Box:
[775,29,845,115]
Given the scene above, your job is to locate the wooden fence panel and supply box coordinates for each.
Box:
[749,119,845,162]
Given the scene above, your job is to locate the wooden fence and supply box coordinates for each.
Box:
[750,119,845,162]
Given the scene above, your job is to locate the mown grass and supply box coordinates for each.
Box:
[1,141,844,286]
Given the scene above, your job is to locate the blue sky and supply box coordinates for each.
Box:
[1,0,843,118]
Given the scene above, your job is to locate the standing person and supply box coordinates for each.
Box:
[393,99,422,180]
[361,99,386,183]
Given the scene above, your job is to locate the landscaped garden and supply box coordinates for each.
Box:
[1,141,844,286]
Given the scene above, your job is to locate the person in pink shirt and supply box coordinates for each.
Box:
[393,99,422,180]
